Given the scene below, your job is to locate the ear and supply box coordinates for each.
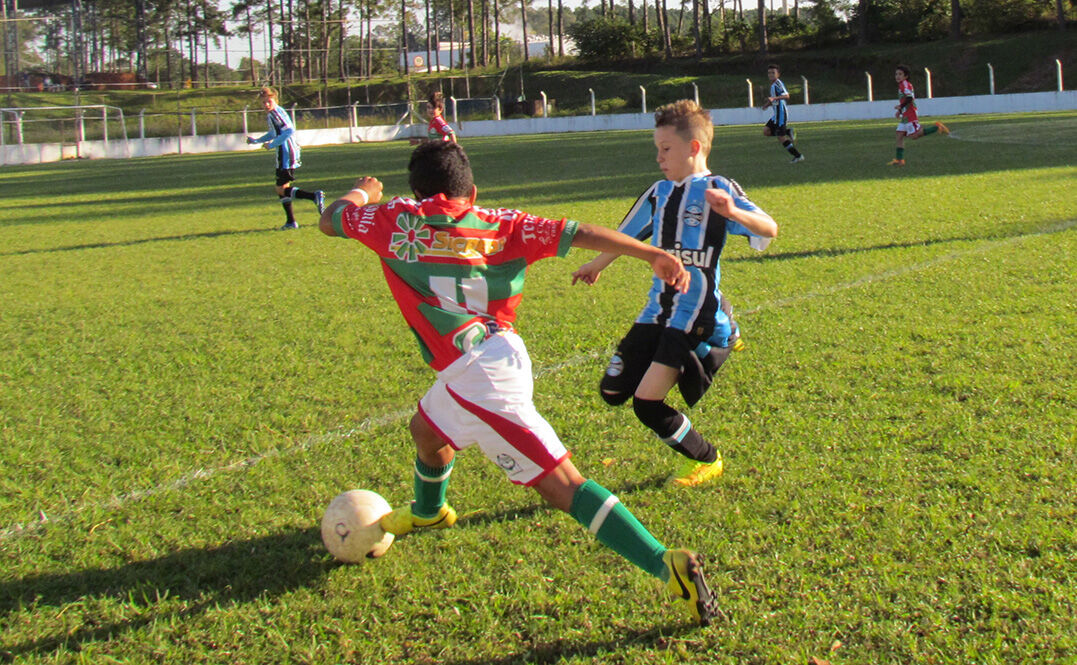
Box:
[690,139,703,157]
[466,185,478,206]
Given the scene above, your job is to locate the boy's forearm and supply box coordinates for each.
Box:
[730,208,779,238]
[572,224,662,262]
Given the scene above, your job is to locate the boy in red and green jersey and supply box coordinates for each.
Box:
[319,141,719,626]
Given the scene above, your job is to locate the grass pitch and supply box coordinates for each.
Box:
[1,112,1075,664]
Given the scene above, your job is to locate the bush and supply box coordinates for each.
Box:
[567,18,647,60]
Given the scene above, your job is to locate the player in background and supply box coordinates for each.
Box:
[427,91,457,143]
[761,64,804,164]
[572,100,778,488]
[246,86,325,229]
[318,141,719,627]
[889,64,950,166]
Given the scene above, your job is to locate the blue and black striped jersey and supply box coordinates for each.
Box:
[618,172,769,336]
[769,78,789,126]
[257,105,302,169]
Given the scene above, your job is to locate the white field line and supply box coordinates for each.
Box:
[2,222,1072,544]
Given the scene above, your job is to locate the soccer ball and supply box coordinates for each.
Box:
[320,489,394,563]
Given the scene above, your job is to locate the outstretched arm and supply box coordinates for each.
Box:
[319,176,385,237]
[571,251,618,286]
[705,188,778,239]
[571,224,689,293]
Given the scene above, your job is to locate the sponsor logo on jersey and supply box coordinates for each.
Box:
[666,242,717,269]
[683,203,705,227]
[426,231,506,260]
[520,214,559,246]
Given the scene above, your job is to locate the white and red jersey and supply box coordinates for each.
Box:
[897,79,919,123]
[331,194,577,370]
[427,113,455,142]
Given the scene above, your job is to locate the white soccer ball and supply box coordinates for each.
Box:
[320,489,394,563]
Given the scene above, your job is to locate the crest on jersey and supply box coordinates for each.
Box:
[390,213,431,262]
[683,203,705,227]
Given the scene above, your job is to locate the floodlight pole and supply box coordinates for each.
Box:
[865,72,873,102]
[988,63,995,95]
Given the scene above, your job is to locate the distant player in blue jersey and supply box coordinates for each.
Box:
[761,64,804,164]
[246,87,325,230]
[573,99,778,487]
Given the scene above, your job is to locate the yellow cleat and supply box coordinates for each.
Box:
[887,159,906,166]
[670,456,724,487]
[935,121,950,135]
[379,502,457,536]
[663,549,719,626]
[731,337,746,352]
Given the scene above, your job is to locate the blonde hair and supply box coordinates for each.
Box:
[258,86,279,101]
[654,99,713,156]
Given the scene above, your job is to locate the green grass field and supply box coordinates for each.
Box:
[1,112,1075,664]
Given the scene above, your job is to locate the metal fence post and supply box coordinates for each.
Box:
[691,82,699,105]
[865,72,873,102]
[15,111,23,144]
[640,86,647,114]
[492,97,501,121]
[450,97,458,125]
[988,63,995,95]
[801,76,809,104]
[540,91,548,117]
[102,106,109,146]
[925,67,933,98]
[139,109,145,139]
[746,79,753,107]
[1057,59,1064,91]
[589,88,595,116]
[243,105,249,134]
[191,108,197,137]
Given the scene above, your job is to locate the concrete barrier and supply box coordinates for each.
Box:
[2,90,1074,166]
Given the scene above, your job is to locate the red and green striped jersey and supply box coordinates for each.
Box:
[332,194,578,370]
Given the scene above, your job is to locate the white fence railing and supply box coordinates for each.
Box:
[2,90,1075,166]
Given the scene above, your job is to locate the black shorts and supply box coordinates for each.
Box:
[602,323,705,396]
[765,119,791,136]
[275,168,297,186]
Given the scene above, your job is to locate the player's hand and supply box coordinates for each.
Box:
[571,261,603,286]
[246,136,257,145]
[651,253,690,293]
[704,188,735,218]
[352,176,384,204]
[262,143,273,150]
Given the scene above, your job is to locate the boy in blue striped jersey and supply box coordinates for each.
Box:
[573,99,778,487]
[761,64,804,163]
[246,87,326,230]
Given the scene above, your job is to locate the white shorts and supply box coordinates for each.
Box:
[417,331,569,486]
[896,121,921,134]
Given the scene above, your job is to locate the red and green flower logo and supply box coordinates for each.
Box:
[390,214,431,262]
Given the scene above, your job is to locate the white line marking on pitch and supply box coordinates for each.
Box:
[2,222,1072,544]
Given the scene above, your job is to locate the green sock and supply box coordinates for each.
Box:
[569,479,668,580]
[412,457,453,518]
[896,147,905,160]
[923,125,938,136]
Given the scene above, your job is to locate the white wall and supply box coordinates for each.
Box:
[2,90,1074,166]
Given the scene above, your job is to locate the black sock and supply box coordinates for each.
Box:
[634,398,717,463]
[784,141,802,158]
[290,188,316,201]
[280,198,295,223]
[665,414,718,463]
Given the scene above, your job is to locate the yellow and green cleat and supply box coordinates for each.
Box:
[670,456,724,487]
[379,502,457,536]
[663,549,719,626]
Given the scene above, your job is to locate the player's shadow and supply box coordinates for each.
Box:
[0,226,280,257]
[0,527,329,659]
[437,621,701,665]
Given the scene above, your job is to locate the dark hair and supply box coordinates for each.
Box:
[408,141,474,199]
[896,64,911,77]
[428,91,445,111]
[767,63,780,73]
